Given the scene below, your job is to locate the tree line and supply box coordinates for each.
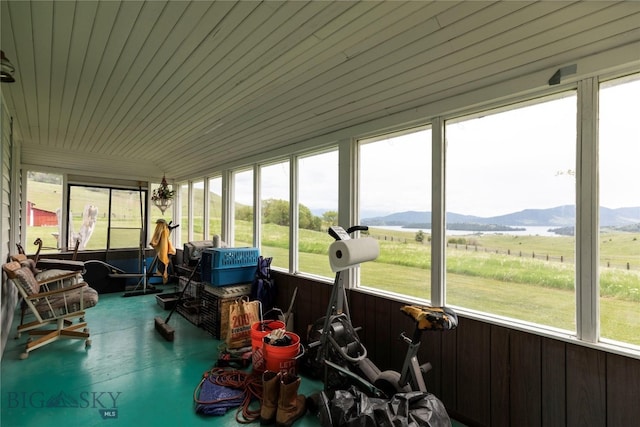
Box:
[235,199,337,231]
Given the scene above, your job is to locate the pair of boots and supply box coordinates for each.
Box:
[260,371,306,427]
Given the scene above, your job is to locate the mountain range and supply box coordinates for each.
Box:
[361,205,640,228]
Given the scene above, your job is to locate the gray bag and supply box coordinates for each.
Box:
[310,386,452,427]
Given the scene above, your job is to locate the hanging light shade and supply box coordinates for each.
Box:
[151,175,174,214]
[153,197,172,214]
[1,51,16,83]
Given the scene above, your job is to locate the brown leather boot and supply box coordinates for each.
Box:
[260,371,280,425]
[276,373,306,427]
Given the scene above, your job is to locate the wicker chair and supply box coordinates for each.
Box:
[2,260,99,359]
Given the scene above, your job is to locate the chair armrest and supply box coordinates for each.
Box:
[37,271,81,287]
[27,282,88,300]
[36,259,85,272]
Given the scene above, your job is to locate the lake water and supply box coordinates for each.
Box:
[372,225,561,237]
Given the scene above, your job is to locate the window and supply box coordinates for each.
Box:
[208,176,222,240]
[445,94,577,331]
[298,150,339,277]
[260,161,290,270]
[192,180,205,241]
[358,128,432,297]
[180,183,189,245]
[233,168,254,247]
[599,74,640,346]
[68,185,146,250]
[25,172,63,254]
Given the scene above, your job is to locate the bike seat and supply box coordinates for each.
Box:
[400,305,458,331]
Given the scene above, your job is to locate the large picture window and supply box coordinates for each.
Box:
[208,176,222,240]
[297,150,338,277]
[445,94,577,331]
[233,168,254,247]
[358,128,432,298]
[68,185,146,251]
[260,161,290,270]
[599,73,640,347]
[180,183,189,245]
[192,180,205,241]
[25,172,63,254]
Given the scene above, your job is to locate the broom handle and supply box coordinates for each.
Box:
[284,287,297,327]
[164,255,202,324]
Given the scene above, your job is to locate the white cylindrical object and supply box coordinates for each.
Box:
[329,238,379,272]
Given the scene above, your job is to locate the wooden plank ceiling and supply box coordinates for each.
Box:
[1,1,639,182]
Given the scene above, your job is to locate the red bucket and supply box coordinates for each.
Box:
[250,320,285,373]
[264,332,302,376]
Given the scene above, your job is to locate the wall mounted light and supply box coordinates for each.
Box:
[1,50,16,83]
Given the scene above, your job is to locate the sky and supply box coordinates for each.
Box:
[221,76,639,218]
[444,95,577,217]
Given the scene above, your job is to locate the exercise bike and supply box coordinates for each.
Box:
[306,225,458,399]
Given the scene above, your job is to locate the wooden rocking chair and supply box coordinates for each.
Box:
[9,253,85,329]
[2,261,99,359]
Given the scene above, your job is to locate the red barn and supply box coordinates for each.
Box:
[26,202,58,226]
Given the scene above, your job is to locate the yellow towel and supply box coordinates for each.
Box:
[150,219,176,283]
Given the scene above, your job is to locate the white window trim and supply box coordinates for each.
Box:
[431,117,446,307]
[289,156,298,274]
[576,77,600,344]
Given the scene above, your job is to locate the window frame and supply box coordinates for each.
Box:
[442,91,579,335]
[293,147,341,278]
[66,183,149,252]
[596,72,640,348]
[355,125,434,299]
[258,158,292,271]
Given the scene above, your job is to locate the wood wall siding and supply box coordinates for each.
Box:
[272,271,639,427]
[1,104,19,356]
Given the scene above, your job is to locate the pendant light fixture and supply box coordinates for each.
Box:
[1,51,16,83]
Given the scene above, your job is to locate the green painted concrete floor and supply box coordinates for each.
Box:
[1,286,465,427]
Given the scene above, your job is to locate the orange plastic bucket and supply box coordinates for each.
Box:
[251,320,285,373]
[264,332,301,376]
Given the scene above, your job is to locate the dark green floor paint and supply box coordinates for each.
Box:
[1,286,465,427]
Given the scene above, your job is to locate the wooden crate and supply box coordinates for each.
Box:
[200,284,251,339]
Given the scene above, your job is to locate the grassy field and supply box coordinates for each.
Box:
[252,222,640,345]
[24,181,640,346]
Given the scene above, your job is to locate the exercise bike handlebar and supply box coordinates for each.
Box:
[346,225,368,234]
[328,225,368,241]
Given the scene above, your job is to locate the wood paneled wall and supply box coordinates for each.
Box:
[1,105,18,357]
[273,271,639,427]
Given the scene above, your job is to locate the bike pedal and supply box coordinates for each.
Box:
[420,362,432,374]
